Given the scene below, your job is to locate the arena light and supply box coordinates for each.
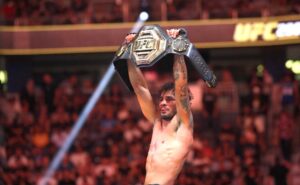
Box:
[285,59,300,74]
[256,64,264,76]
[291,61,300,74]
[129,11,149,33]
[139,11,149,21]
[41,13,149,185]
[285,60,293,69]
[0,70,7,84]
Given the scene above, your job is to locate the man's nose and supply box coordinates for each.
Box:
[159,99,166,106]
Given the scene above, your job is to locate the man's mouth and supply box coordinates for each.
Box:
[160,108,168,113]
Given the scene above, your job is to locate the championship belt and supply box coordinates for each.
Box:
[112,25,217,91]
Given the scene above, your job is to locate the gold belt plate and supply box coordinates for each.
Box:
[132,26,168,66]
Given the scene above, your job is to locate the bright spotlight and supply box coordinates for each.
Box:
[41,8,148,185]
[257,64,264,72]
[0,71,7,84]
[285,60,293,69]
[291,61,300,74]
[139,11,149,21]
[256,64,264,76]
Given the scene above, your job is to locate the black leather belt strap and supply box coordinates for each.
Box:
[184,45,217,88]
[112,42,133,91]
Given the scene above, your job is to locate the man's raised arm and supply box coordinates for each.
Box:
[173,55,192,127]
[127,59,157,123]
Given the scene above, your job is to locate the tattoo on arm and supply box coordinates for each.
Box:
[174,69,179,80]
[173,56,187,80]
[180,85,190,112]
[173,55,192,127]
[173,55,188,102]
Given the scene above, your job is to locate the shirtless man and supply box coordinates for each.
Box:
[125,29,194,185]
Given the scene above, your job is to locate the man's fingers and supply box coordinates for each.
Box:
[125,33,136,43]
[167,29,179,38]
[125,28,180,43]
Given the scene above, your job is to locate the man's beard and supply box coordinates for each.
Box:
[161,112,175,121]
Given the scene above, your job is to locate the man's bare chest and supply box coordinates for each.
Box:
[149,132,186,155]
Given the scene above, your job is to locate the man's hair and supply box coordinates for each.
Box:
[159,82,175,95]
[158,82,193,100]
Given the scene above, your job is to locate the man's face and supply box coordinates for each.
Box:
[159,90,177,120]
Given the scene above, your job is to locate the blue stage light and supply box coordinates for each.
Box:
[40,12,149,185]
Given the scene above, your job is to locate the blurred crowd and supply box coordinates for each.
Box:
[0,66,299,185]
[0,0,300,25]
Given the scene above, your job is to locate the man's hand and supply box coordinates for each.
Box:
[126,28,179,43]
[125,33,136,43]
[166,29,180,38]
